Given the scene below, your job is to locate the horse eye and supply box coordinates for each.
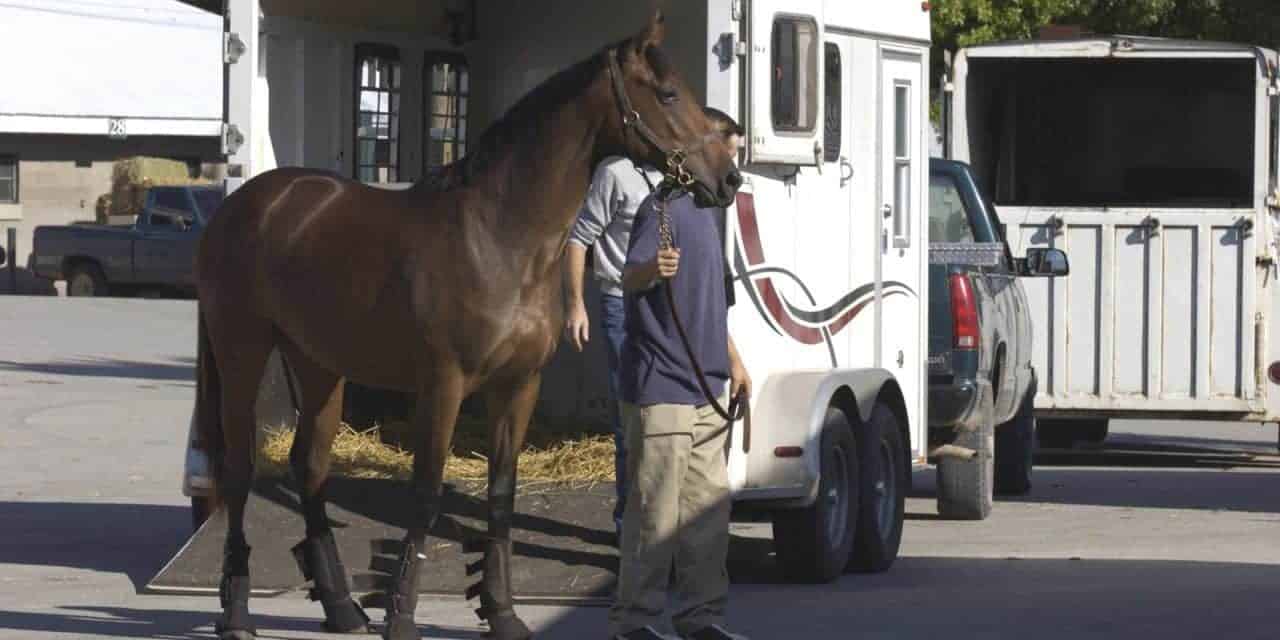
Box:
[658,89,680,105]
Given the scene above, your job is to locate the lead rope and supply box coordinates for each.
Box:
[655,184,751,453]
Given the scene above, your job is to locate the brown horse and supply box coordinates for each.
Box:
[194,10,740,640]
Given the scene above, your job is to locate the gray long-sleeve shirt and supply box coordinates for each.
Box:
[568,156,663,297]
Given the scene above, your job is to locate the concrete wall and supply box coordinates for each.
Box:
[0,133,223,294]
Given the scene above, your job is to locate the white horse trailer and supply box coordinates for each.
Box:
[185,0,932,581]
[948,37,1280,444]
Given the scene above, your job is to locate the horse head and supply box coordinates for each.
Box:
[604,9,742,208]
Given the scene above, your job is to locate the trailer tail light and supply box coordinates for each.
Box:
[774,446,804,458]
[950,273,979,350]
[1269,361,1280,385]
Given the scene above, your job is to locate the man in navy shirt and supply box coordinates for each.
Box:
[610,110,750,640]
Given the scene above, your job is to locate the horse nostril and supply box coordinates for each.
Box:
[725,170,743,190]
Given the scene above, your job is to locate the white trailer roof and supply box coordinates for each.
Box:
[961,35,1278,66]
[0,0,223,137]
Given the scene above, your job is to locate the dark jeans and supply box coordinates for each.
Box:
[601,293,627,534]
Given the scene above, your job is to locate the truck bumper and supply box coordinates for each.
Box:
[929,378,993,433]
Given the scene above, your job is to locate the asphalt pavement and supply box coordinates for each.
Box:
[1,297,1277,639]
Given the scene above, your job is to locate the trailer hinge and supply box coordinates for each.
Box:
[224,32,247,65]
[221,123,245,156]
[731,0,742,21]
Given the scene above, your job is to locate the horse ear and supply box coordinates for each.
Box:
[634,8,666,51]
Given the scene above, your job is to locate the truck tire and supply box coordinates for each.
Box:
[936,394,994,520]
[994,389,1035,496]
[773,407,858,583]
[848,401,906,573]
[66,263,108,297]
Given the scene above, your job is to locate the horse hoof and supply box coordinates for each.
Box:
[322,598,371,634]
[218,630,257,640]
[381,614,419,640]
[485,611,532,640]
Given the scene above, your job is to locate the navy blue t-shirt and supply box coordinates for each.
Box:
[620,192,729,407]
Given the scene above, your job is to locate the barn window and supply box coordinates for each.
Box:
[823,43,842,163]
[424,52,469,171]
[355,44,402,183]
[0,156,17,204]
[771,16,819,133]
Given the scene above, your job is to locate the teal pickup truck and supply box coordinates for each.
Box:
[31,185,223,297]
[927,159,1068,520]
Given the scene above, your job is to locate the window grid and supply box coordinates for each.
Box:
[424,52,469,171]
[893,82,912,247]
[0,156,17,204]
[355,44,402,184]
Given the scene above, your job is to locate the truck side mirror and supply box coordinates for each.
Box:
[1021,247,1069,277]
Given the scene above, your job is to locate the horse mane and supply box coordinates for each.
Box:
[418,38,660,192]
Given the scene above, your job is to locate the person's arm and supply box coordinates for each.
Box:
[728,334,751,399]
[622,199,680,293]
[562,166,617,350]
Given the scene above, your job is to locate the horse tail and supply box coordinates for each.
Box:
[196,307,225,507]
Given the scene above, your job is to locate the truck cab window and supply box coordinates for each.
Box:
[929,174,975,244]
[772,16,819,132]
[152,189,191,214]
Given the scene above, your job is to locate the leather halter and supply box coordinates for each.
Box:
[606,48,697,187]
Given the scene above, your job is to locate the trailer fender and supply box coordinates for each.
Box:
[738,368,905,507]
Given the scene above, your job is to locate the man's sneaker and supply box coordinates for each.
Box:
[614,626,679,640]
[682,625,750,640]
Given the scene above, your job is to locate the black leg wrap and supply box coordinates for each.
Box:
[381,539,423,640]
[464,493,530,640]
[216,537,255,639]
[292,532,369,633]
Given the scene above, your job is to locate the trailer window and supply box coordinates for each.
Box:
[893,83,913,247]
[355,44,402,184]
[772,16,819,133]
[824,43,841,163]
[424,52,469,172]
[967,58,1255,208]
[0,156,16,204]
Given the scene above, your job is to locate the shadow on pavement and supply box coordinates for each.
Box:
[0,356,195,382]
[0,502,190,592]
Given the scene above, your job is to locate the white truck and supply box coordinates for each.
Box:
[184,0,934,583]
[947,36,1280,446]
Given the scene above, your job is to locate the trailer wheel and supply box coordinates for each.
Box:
[848,402,906,573]
[995,389,1035,496]
[66,262,108,297]
[191,496,212,532]
[773,408,858,583]
[937,394,994,520]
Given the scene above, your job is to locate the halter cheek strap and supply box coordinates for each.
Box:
[607,48,701,187]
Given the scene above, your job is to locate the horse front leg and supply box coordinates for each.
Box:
[466,375,539,640]
[383,368,465,640]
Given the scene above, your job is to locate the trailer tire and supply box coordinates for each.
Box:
[773,407,858,583]
[66,262,108,297]
[994,389,1035,496]
[936,394,994,520]
[848,401,906,573]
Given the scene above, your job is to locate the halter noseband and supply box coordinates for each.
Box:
[606,48,697,187]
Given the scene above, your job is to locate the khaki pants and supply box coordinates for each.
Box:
[610,395,732,636]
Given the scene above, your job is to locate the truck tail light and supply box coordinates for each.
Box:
[950,273,979,350]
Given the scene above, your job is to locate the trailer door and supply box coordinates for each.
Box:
[746,0,824,166]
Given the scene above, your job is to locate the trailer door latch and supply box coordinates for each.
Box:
[224,32,247,65]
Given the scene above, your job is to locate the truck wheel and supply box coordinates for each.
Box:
[66,263,108,297]
[191,496,212,532]
[772,408,858,583]
[936,394,994,520]
[849,402,906,573]
[995,390,1035,496]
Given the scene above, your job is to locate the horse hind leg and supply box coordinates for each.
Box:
[383,367,466,640]
[280,344,370,633]
[464,376,540,640]
[208,319,274,640]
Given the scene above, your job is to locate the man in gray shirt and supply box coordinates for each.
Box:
[564,156,663,538]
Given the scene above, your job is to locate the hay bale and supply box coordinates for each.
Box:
[106,156,210,218]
